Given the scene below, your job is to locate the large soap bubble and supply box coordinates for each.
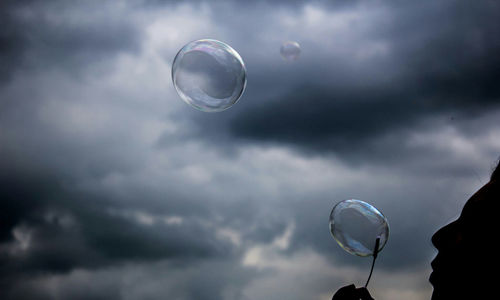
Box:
[172,39,247,112]
[329,199,389,257]
[280,41,301,61]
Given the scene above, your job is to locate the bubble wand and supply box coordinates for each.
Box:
[364,237,380,288]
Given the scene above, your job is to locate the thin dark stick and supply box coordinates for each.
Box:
[365,237,380,288]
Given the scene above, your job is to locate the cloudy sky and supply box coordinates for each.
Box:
[1,1,499,299]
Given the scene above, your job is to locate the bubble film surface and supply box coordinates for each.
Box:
[280,41,301,61]
[172,39,247,112]
[329,199,389,257]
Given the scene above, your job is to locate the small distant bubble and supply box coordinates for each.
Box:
[280,41,301,61]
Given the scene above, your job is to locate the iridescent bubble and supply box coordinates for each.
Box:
[329,199,389,257]
[280,41,301,61]
[172,39,247,112]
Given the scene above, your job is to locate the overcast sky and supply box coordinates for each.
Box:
[1,1,499,299]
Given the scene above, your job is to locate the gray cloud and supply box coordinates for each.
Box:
[0,0,142,84]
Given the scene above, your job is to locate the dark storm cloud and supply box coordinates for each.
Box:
[0,172,239,298]
[184,0,500,158]
[1,0,499,299]
[0,175,227,260]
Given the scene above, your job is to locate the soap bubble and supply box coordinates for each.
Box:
[172,39,247,112]
[280,41,301,61]
[329,199,389,257]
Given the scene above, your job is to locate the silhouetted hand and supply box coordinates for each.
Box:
[332,284,374,300]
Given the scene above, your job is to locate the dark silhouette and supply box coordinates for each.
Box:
[333,161,500,300]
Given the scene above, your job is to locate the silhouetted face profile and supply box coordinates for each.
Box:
[431,167,499,299]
